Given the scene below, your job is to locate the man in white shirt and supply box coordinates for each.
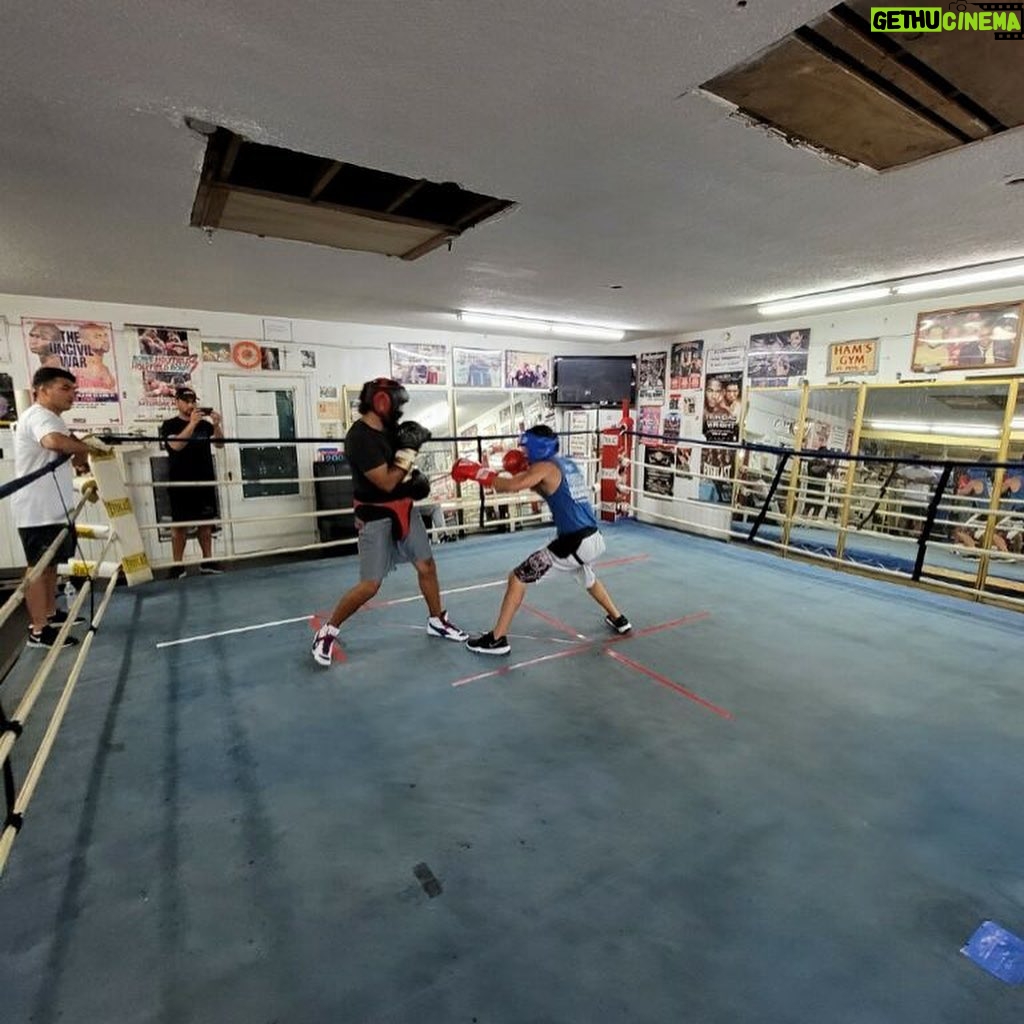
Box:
[12,367,96,648]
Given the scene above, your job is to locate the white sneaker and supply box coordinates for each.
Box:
[311,623,339,666]
[426,612,468,642]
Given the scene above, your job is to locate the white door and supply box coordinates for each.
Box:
[217,374,316,556]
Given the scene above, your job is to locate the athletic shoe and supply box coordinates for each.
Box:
[427,612,468,642]
[311,623,339,667]
[27,625,80,649]
[199,564,223,575]
[49,609,86,626]
[175,567,188,579]
[465,631,511,655]
[605,613,632,634]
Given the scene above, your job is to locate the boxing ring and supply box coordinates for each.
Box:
[1,429,1023,1023]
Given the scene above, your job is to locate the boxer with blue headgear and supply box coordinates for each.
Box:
[519,425,560,464]
[453,423,632,656]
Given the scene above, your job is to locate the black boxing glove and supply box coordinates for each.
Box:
[392,421,432,475]
[394,468,432,501]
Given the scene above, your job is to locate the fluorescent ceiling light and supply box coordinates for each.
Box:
[894,264,1024,296]
[757,258,1024,317]
[757,287,891,317]
[866,419,1001,437]
[458,310,625,342]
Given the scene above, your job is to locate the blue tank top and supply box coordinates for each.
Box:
[544,456,598,534]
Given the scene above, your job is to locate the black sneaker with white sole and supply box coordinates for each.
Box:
[465,631,511,655]
[605,614,632,634]
[27,625,80,649]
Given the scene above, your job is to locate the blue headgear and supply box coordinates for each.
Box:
[520,428,559,464]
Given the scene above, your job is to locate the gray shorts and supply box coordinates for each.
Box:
[357,512,433,582]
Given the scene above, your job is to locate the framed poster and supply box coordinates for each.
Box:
[389,343,448,385]
[505,351,550,389]
[453,347,503,387]
[911,302,1021,372]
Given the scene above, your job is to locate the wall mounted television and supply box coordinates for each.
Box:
[552,355,636,407]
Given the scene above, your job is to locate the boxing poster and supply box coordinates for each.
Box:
[669,340,703,390]
[638,351,667,404]
[637,405,661,441]
[23,317,122,427]
[702,344,746,444]
[747,328,810,387]
[128,325,201,421]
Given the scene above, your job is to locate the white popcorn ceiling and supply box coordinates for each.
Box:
[1,0,1022,338]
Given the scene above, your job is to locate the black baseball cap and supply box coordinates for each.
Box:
[175,387,197,401]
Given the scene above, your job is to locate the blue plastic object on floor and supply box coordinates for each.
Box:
[961,921,1024,984]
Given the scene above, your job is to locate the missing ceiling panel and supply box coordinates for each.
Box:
[700,2,1023,171]
[190,128,517,259]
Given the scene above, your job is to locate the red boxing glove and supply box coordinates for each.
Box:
[502,449,529,475]
[452,458,498,487]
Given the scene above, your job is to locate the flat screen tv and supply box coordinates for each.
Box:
[552,355,636,407]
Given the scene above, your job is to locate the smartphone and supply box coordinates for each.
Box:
[199,406,213,415]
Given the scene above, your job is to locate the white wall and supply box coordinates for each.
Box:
[0,292,606,569]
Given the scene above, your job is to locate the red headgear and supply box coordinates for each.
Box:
[358,378,409,424]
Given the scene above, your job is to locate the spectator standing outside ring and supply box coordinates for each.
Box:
[12,367,96,649]
[159,387,224,577]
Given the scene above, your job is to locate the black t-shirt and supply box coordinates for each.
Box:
[345,419,396,503]
[160,416,216,481]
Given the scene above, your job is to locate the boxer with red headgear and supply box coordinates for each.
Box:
[454,424,631,655]
[311,378,466,667]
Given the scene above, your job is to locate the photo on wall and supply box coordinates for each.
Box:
[638,351,667,404]
[453,347,503,387]
[747,328,810,387]
[390,343,448,385]
[505,351,550,389]
[911,302,1022,372]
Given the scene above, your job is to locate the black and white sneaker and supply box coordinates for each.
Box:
[465,631,511,656]
[49,609,86,626]
[311,623,339,667]
[427,612,468,642]
[605,614,632,634]
[27,625,80,649]
[199,564,223,575]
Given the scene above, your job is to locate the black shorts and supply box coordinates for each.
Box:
[19,524,77,567]
[168,484,219,523]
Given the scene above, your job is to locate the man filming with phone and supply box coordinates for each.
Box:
[159,386,224,577]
